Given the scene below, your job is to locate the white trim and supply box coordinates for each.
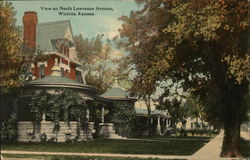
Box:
[38,61,47,67]
[59,60,70,70]
[43,52,81,65]
[76,67,83,72]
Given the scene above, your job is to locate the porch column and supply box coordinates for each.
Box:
[13,98,18,112]
[42,112,46,122]
[86,108,90,121]
[156,116,161,135]
[168,119,171,127]
[101,106,105,123]
[166,118,169,129]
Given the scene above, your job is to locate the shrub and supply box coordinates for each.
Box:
[1,112,17,142]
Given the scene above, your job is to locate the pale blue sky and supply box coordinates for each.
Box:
[11,0,139,39]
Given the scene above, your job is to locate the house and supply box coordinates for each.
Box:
[22,11,83,82]
[177,117,214,131]
[134,99,171,136]
[5,11,170,142]
[17,11,105,142]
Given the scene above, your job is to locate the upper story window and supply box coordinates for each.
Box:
[60,67,64,77]
[65,69,69,78]
[39,64,45,78]
[76,70,83,83]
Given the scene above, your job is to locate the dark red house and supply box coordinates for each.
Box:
[23,11,83,82]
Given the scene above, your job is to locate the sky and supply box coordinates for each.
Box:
[11,0,140,39]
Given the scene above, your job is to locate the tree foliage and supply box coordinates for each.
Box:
[183,94,204,120]
[0,2,26,88]
[110,101,136,137]
[118,0,249,157]
[0,112,17,142]
[75,34,123,93]
[158,97,183,128]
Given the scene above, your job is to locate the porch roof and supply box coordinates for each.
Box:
[135,108,171,118]
[24,76,99,94]
[101,83,136,101]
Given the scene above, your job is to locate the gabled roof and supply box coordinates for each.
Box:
[36,20,73,52]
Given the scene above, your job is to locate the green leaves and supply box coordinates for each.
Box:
[222,54,250,84]
[111,101,136,137]
[1,112,17,141]
[75,34,121,93]
[29,89,88,131]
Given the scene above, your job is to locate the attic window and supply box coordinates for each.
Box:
[51,38,70,57]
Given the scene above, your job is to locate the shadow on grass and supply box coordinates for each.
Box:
[239,138,250,158]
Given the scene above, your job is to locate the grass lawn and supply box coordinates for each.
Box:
[1,139,209,155]
[3,154,187,160]
[239,138,250,158]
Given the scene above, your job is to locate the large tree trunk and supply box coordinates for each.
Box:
[144,95,152,136]
[222,118,242,157]
[220,83,247,157]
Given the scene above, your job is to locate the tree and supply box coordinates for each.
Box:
[111,100,136,137]
[75,34,120,93]
[0,2,26,88]
[118,0,249,157]
[158,96,182,129]
[184,94,204,123]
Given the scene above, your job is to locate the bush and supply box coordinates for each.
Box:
[111,101,136,137]
[1,112,17,142]
[185,129,217,136]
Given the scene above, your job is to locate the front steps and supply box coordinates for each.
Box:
[99,123,127,140]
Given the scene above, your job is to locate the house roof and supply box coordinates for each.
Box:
[36,20,73,52]
[102,87,129,99]
[101,81,136,100]
[27,76,81,85]
[24,76,99,94]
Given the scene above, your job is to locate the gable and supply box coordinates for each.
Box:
[64,26,73,42]
[36,20,71,52]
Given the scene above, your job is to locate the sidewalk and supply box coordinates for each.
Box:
[190,130,224,160]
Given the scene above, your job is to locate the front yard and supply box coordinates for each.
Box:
[1,138,209,155]
[3,154,186,160]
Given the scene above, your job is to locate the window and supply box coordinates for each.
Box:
[39,64,45,78]
[76,71,83,83]
[65,70,69,77]
[61,67,64,77]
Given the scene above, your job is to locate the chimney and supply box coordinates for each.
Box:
[23,11,38,49]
